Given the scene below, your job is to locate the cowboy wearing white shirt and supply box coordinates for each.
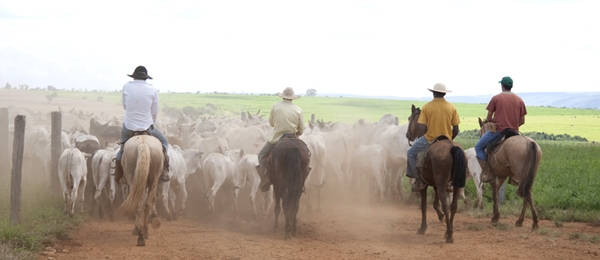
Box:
[114,66,170,183]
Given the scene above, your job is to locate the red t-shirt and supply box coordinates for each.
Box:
[487,92,527,132]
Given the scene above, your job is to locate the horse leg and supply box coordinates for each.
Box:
[273,192,281,232]
[527,195,540,230]
[432,189,444,222]
[417,188,428,235]
[282,196,292,240]
[490,179,500,224]
[515,197,528,227]
[291,197,301,237]
[446,190,459,243]
[135,204,145,246]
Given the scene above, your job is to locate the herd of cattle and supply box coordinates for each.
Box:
[9,107,487,223]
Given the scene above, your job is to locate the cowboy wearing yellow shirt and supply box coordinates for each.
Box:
[256,87,305,192]
[406,83,460,192]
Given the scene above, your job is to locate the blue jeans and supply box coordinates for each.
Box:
[116,124,169,161]
[475,130,500,161]
[406,136,429,179]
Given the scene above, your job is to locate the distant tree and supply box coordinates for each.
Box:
[47,85,56,91]
[46,92,58,103]
[5,83,12,89]
[19,84,29,90]
[306,88,317,97]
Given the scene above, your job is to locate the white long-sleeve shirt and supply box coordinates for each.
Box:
[122,80,159,131]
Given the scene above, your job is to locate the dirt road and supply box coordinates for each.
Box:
[47,196,600,260]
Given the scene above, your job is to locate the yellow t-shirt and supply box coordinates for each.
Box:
[418,97,460,142]
[268,100,305,144]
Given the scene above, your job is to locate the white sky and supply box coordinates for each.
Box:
[0,0,598,98]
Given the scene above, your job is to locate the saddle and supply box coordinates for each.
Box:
[485,128,520,158]
[416,135,448,172]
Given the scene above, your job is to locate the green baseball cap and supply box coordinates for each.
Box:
[499,76,513,86]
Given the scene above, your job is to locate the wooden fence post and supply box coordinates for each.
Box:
[50,111,62,197]
[0,107,9,177]
[11,115,25,226]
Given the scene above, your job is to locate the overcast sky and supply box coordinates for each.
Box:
[1,0,598,98]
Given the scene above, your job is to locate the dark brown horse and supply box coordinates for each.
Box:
[406,104,467,243]
[267,137,311,239]
[479,118,542,229]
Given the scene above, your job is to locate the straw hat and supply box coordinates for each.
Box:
[427,83,451,93]
[277,87,300,100]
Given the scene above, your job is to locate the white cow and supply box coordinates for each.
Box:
[202,151,237,214]
[233,153,274,219]
[464,148,484,209]
[91,147,117,221]
[158,145,203,220]
[58,148,89,217]
[351,144,388,201]
[300,134,327,213]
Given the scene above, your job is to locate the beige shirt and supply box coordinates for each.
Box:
[267,100,305,144]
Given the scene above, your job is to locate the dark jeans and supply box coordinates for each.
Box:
[116,124,168,161]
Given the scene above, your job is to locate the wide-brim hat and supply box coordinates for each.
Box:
[277,87,300,100]
[127,65,153,80]
[427,83,451,93]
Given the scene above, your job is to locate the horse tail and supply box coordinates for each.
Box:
[517,141,539,198]
[285,147,303,202]
[451,146,467,188]
[119,143,151,215]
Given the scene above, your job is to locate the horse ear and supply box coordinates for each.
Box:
[411,104,416,114]
[478,117,483,127]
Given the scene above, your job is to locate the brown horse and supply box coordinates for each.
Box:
[479,118,542,229]
[406,104,467,243]
[267,137,311,240]
[117,134,164,246]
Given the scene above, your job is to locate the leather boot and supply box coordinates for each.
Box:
[113,158,124,184]
[160,155,170,182]
[255,165,271,192]
[478,158,495,183]
[411,178,426,192]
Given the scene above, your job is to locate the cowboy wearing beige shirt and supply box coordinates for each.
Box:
[256,87,305,192]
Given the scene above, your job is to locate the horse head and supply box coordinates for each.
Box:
[478,118,497,137]
[406,104,425,142]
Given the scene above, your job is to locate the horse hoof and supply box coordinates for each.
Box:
[152,218,161,229]
[137,236,145,246]
[417,229,426,235]
[515,221,523,227]
[446,237,454,243]
[532,223,539,230]
[284,233,292,240]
